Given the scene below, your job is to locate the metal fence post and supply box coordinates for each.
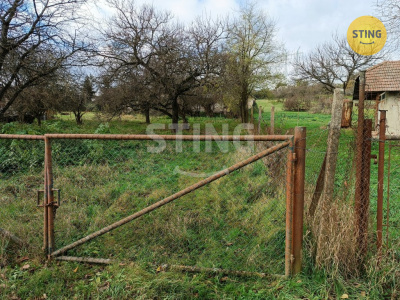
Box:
[285,137,294,276]
[43,143,48,255]
[377,110,387,252]
[45,136,55,258]
[292,126,306,275]
[355,71,366,257]
[358,119,372,259]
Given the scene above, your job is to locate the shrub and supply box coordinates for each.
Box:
[283,96,311,111]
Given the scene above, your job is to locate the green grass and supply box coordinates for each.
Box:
[0,106,399,299]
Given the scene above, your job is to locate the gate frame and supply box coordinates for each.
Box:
[0,129,306,276]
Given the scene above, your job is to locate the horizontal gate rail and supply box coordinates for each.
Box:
[44,134,293,141]
[51,139,291,257]
[0,134,45,140]
[0,134,293,142]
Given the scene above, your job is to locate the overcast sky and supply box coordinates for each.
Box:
[85,0,397,78]
[90,0,382,55]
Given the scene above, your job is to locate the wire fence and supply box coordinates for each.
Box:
[375,139,400,251]
[0,138,44,265]
[299,125,373,274]
[3,123,396,276]
[0,135,293,275]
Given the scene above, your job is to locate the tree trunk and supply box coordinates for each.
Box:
[75,112,83,125]
[172,98,179,125]
[145,107,150,124]
[240,91,249,123]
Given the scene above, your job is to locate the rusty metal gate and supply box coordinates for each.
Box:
[0,128,306,277]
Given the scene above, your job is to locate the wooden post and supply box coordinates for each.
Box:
[308,154,327,217]
[258,106,262,134]
[271,106,275,134]
[377,110,386,252]
[292,127,306,275]
[341,100,353,128]
[322,89,344,203]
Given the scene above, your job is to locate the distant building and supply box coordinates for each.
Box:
[353,61,400,135]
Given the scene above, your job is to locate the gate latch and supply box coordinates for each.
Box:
[37,189,61,208]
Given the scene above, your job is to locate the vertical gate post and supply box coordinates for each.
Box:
[43,141,48,255]
[292,127,306,275]
[44,136,55,258]
[377,110,387,252]
[285,137,294,276]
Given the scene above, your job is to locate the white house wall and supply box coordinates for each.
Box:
[378,92,400,136]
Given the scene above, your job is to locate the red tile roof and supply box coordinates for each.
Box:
[365,61,400,92]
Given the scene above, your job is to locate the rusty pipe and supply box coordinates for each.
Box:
[0,134,45,140]
[44,134,292,141]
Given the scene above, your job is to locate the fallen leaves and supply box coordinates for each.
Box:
[98,282,110,292]
[16,257,29,264]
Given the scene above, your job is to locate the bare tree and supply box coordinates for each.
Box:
[376,0,400,51]
[60,74,95,125]
[0,0,89,120]
[100,0,224,126]
[97,69,156,124]
[14,80,54,125]
[224,2,284,123]
[293,36,385,94]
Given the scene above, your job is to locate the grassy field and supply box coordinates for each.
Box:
[0,102,399,299]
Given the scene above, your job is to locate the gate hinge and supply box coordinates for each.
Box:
[37,189,61,208]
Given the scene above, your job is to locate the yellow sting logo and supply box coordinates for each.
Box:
[347,16,387,56]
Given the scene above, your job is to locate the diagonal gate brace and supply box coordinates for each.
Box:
[51,140,290,257]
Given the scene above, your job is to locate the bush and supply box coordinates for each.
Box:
[277,83,330,112]
[283,96,311,111]
[310,98,332,114]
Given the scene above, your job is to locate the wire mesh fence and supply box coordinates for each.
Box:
[300,126,365,274]
[1,120,397,276]
[376,140,400,251]
[0,138,44,265]
[46,137,291,275]
[302,127,357,210]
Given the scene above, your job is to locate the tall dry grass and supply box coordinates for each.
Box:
[307,198,360,277]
